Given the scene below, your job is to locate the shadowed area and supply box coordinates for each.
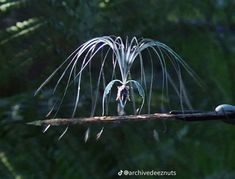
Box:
[1,0,235,178]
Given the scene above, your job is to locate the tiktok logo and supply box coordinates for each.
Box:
[118,170,123,176]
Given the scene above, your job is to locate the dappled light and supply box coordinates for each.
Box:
[0,0,235,178]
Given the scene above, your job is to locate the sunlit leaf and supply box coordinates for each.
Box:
[102,79,122,115]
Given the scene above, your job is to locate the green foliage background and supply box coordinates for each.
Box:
[0,0,235,178]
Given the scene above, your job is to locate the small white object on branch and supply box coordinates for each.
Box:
[215,104,235,114]
[215,104,235,124]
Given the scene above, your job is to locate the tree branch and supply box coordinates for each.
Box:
[27,111,235,126]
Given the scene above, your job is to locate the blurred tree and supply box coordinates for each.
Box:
[0,0,235,178]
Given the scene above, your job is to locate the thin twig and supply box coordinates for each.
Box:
[27,111,235,126]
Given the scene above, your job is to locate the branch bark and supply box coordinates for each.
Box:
[27,111,235,126]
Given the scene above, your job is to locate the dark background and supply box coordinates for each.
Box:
[0,0,235,178]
